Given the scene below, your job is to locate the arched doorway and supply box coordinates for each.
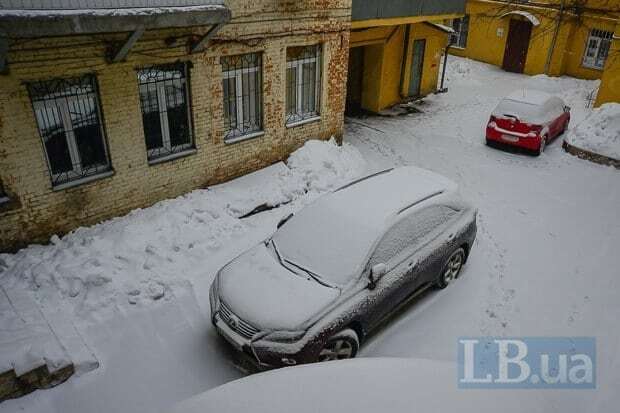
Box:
[502,18,533,73]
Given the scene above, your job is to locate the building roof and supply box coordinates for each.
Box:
[0,0,224,10]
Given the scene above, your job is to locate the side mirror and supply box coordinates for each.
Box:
[368,263,388,289]
[564,105,571,113]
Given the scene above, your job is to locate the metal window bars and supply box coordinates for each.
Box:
[583,29,613,69]
[451,16,469,48]
[221,53,263,141]
[28,75,111,187]
[286,45,321,125]
[137,62,194,161]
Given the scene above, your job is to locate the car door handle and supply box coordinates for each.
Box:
[408,260,417,268]
[447,233,455,240]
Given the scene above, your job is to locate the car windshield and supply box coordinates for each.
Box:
[272,205,380,286]
[494,99,542,123]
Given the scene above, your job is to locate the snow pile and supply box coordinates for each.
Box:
[0,139,365,322]
[566,103,620,160]
[287,138,366,193]
[524,74,599,113]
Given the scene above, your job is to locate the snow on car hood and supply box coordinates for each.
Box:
[218,244,340,331]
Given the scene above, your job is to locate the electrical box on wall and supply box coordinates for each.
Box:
[497,28,504,37]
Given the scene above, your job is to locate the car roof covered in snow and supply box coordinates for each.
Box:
[505,89,554,106]
[272,167,458,285]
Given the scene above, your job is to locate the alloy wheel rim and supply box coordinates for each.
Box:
[443,252,463,284]
[319,339,353,361]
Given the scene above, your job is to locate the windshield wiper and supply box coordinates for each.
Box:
[270,240,337,289]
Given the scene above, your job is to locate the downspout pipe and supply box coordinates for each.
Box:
[545,0,565,75]
[438,38,454,93]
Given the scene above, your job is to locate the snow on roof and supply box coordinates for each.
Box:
[172,358,549,413]
[425,22,455,34]
[506,89,553,106]
[272,167,457,284]
[0,0,224,10]
[499,10,541,26]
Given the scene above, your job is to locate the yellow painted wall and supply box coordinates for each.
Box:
[595,23,620,106]
[349,22,449,112]
[450,0,617,80]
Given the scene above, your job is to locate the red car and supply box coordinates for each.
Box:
[486,90,571,155]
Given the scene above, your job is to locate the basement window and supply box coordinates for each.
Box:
[138,63,194,162]
[286,45,322,125]
[28,75,112,188]
[583,29,613,70]
[221,53,263,142]
[450,16,469,49]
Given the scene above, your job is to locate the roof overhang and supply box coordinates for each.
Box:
[499,11,541,27]
[424,22,455,34]
[0,5,231,38]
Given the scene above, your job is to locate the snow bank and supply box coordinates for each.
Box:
[566,103,620,160]
[0,139,366,375]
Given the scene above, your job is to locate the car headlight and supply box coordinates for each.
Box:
[263,330,306,343]
[209,273,220,316]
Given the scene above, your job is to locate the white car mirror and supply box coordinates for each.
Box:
[369,263,388,289]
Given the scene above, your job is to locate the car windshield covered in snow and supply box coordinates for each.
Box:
[272,202,378,286]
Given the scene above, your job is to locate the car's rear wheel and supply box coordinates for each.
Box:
[318,329,359,362]
[436,247,466,289]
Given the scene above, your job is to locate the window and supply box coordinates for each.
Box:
[370,206,458,267]
[0,180,8,204]
[583,29,613,69]
[286,45,322,125]
[221,53,263,141]
[138,63,193,161]
[450,16,469,49]
[29,75,111,187]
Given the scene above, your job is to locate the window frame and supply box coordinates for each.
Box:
[137,62,195,163]
[28,75,112,189]
[582,29,613,70]
[286,45,322,125]
[450,15,469,49]
[221,53,264,142]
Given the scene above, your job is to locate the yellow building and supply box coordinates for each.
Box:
[595,22,620,106]
[346,0,466,114]
[447,0,619,105]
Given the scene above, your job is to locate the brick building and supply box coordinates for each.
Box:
[0,0,351,251]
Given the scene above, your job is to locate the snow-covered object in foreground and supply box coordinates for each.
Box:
[211,167,477,368]
[172,358,548,413]
[566,103,620,160]
[487,89,571,154]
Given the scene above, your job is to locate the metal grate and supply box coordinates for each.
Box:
[28,75,111,187]
[221,53,263,141]
[286,45,321,124]
[583,29,613,69]
[219,301,260,339]
[137,62,193,161]
[450,16,469,48]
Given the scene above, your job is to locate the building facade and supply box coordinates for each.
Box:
[595,21,620,107]
[447,0,619,102]
[0,0,351,251]
[345,0,465,114]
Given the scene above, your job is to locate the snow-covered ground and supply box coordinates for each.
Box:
[566,103,620,160]
[2,57,619,413]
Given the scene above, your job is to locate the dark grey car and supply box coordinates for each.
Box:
[209,166,477,368]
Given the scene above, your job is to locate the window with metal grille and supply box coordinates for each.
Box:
[450,16,469,49]
[583,29,613,69]
[221,53,263,141]
[137,63,194,161]
[286,45,322,125]
[28,75,111,187]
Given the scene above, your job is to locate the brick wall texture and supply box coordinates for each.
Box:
[0,0,352,251]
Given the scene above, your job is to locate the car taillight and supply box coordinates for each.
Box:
[529,124,543,132]
[487,116,497,129]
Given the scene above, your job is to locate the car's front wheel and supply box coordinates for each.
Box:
[436,247,466,289]
[318,329,359,362]
[536,136,547,156]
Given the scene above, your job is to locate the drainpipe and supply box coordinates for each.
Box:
[399,24,411,99]
[438,38,454,93]
[545,0,565,75]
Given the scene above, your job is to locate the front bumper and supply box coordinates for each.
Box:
[212,312,314,369]
[486,127,541,151]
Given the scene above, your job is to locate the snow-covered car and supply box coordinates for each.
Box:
[486,90,571,155]
[209,167,477,368]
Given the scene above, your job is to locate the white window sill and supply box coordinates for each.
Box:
[286,116,321,128]
[0,196,10,205]
[581,63,604,71]
[450,45,466,50]
[148,148,197,166]
[224,130,265,144]
[52,170,114,192]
